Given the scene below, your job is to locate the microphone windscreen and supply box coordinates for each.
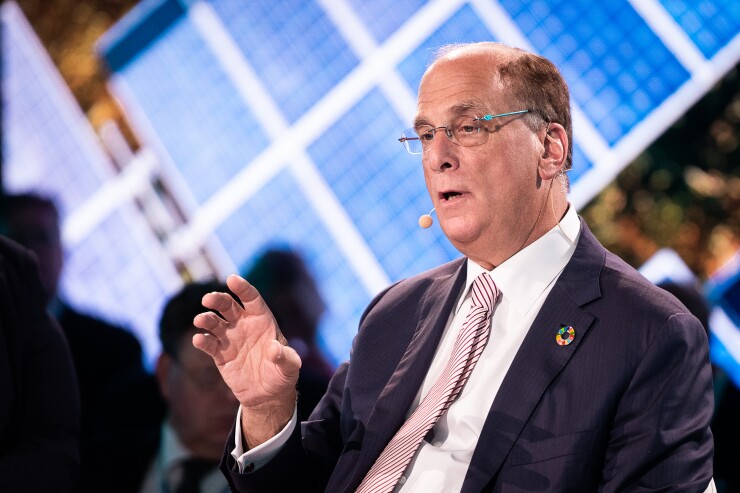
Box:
[419,214,433,229]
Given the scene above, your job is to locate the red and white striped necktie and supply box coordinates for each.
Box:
[356,272,500,493]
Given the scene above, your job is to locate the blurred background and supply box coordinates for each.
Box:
[1,0,738,380]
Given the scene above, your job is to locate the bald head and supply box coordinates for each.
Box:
[433,41,523,63]
[425,42,573,174]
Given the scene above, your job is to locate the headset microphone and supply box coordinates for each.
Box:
[419,208,435,229]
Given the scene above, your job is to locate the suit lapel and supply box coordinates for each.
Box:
[463,220,606,491]
[346,259,467,490]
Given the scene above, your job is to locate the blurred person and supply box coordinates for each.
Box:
[0,234,79,491]
[195,42,714,491]
[243,247,333,418]
[133,281,240,493]
[0,192,152,488]
[658,280,740,493]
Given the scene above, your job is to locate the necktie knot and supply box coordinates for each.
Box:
[471,272,500,312]
[174,457,219,493]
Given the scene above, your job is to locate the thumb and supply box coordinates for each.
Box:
[267,339,302,381]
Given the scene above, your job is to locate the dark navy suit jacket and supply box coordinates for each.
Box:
[222,220,714,492]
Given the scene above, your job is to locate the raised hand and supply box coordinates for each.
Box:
[193,274,301,447]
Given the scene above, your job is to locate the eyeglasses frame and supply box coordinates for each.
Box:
[398,109,531,154]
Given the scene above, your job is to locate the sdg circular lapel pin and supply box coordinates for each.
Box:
[555,325,575,346]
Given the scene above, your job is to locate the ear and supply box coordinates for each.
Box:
[538,122,567,181]
[155,353,174,401]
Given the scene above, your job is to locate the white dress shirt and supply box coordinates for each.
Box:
[228,205,719,492]
[394,205,580,491]
[233,207,580,480]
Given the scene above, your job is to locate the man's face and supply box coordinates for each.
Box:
[157,330,239,460]
[416,53,547,268]
[6,204,63,301]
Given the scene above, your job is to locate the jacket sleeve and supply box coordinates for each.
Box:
[599,312,714,492]
[221,362,350,493]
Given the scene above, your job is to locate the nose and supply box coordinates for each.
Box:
[424,131,458,173]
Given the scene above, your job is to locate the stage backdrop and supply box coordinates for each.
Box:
[3,0,739,369]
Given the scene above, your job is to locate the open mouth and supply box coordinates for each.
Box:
[441,191,462,201]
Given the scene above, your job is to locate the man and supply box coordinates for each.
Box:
[0,194,146,421]
[0,235,79,491]
[658,281,740,492]
[194,42,714,491]
[132,281,239,493]
[0,193,152,491]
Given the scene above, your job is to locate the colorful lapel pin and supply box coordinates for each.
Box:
[555,325,575,346]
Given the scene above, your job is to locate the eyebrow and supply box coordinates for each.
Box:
[413,100,488,128]
[450,101,487,115]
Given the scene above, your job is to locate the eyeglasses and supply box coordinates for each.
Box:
[398,110,530,155]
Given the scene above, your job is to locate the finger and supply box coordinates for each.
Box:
[192,332,221,359]
[201,291,244,324]
[275,330,288,346]
[226,274,268,314]
[193,311,227,337]
[265,340,302,381]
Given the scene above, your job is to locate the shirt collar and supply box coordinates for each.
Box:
[161,419,190,471]
[455,205,580,316]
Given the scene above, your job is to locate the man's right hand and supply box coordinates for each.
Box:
[193,274,301,449]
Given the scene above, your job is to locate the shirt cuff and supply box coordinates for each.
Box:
[230,404,298,473]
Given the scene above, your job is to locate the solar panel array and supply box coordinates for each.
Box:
[1,1,182,363]
[3,0,739,367]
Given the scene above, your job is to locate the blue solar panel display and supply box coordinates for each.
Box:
[5,0,738,367]
[345,0,427,42]
[1,3,105,214]
[207,0,360,123]
[116,14,271,205]
[397,4,500,92]
[214,168,369,362]
[661,0,740,58]
[308,88,456,282]
[569,143,591,183]
[501,0,690,145]
[92,0,740,365]
[1,1,182,365]
[60,206,180,361]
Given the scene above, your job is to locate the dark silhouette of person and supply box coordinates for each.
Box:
[658,280,740,493]
[0,234,80,491]
[0,192,158,490]
[79,282,236,493]
[126,281,239,493]
[243,248,333,418]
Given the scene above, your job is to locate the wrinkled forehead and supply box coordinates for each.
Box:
[415,56,505,125]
